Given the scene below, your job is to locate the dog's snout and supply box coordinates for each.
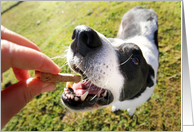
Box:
[71,25,102,57]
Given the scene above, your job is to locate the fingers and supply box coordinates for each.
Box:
[1,25,61,128]
[1,25,40,51]
[1,78,56,128]
[12,68,31,81]
[1,40,61,74]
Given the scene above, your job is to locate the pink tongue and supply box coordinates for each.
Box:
[72,81,105,95]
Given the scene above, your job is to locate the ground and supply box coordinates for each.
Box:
[1,1,181,131]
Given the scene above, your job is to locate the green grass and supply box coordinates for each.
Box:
[1,1,181,131]
[1,1,19,13]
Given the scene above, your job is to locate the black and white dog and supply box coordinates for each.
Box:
[61,6,159,116]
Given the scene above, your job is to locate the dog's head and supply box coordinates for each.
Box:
[61,25,155,112]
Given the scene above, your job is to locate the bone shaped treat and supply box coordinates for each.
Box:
[35,71,81,83]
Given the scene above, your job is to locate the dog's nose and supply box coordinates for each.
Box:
[70,25,102,57]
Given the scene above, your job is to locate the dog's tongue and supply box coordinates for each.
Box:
[72,81,105,95]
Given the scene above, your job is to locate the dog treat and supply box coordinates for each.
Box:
[35,71,81,83]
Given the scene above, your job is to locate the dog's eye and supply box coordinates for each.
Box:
[131,57,139,65]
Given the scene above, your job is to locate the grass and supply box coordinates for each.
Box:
[1,1,181,131]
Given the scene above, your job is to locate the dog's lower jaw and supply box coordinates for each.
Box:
[60,78,117,111]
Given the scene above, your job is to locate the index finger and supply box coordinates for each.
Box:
[1,25,40,51]
[1,40,61,74]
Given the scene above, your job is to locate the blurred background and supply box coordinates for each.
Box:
[1,1,181,131]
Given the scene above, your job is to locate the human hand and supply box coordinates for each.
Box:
[1,25,61,128]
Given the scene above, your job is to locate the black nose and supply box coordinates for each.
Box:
[70,25,102,57]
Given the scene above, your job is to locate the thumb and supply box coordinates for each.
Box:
[1,78,56,128]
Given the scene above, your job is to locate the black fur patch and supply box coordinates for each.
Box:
[128,65,154,100]
[116,43,155,101]
[147,64,155,87]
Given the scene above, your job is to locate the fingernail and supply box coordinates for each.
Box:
[41,83,56,93]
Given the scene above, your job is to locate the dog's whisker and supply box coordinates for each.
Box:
[82,69,87,75]
[118,53,133,66]
[88,81,93,89]
[64,48,69,52]
[51,54,67,60]
[82,78,87,82]
[60,62,68,68]
[75,60,83,69]
[97,88,103,96]
[90,88,102,102]
[104,78,110,86]
[90,94,97,101]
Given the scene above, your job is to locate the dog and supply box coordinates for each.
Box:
[61,6,159,116]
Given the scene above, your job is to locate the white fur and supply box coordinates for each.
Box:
[111,16,158,115]
[65,9,158,115]
[140,12,158,40]
[67,27,125,107]
[111,36,158,115]
[93,32,125,103]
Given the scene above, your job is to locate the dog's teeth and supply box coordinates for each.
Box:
[64,91,69,94]
[71,94,74,100]
[64,88,68,91]
[81,91,89,101]
[82,80,86,83]
[66,82,72,88]
[66,94,71,99]
[74,96,79,101]
[102,90,107,97]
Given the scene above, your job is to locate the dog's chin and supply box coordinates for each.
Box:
[61,80,114,112]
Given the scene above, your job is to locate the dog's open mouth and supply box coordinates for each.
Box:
[61,64,114,111]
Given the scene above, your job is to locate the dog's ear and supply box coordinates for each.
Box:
[147,65,155,87]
